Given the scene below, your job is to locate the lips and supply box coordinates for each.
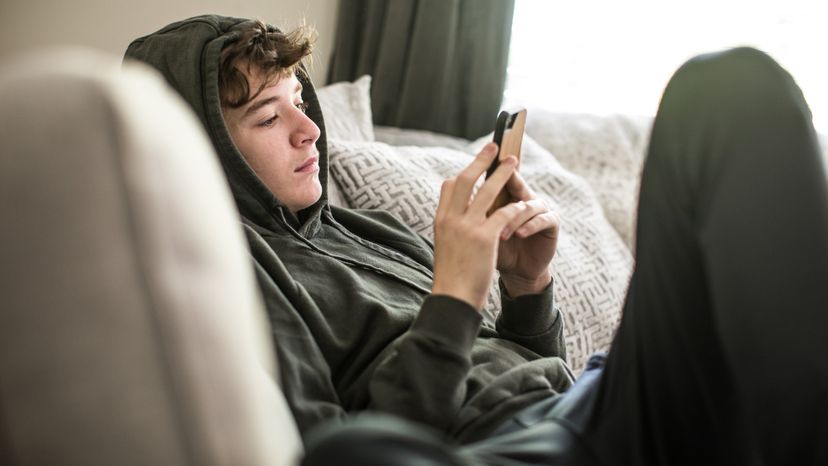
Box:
[295,155,319,173]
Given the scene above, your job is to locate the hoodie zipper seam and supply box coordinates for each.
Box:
[329,220,434,279]
[294,237,432,295]
[270,209,433,295]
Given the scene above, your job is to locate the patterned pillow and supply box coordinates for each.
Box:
[328,139,633,373]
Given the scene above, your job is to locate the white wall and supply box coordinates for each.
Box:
[0,0,341,85]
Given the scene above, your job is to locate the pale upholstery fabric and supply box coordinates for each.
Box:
[374,125,472,151]
[0,49,300,466]
[524,111,651,252]
[316,75,375,143]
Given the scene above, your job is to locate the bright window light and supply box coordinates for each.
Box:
[505,0,828,134]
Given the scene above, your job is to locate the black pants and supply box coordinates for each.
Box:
[302,48,828,466]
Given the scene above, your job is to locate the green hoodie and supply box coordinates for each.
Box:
[125,14,573,443]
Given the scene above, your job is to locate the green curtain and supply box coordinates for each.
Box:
[327,0,516,140]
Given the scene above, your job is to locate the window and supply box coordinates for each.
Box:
[505,0,827,134]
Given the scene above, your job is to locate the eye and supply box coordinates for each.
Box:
[259,116,276,128]
[296,102,309,114]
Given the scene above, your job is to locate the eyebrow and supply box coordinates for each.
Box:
[243,96,278,120]
[242,81,304,120]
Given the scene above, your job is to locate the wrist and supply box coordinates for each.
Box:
[500,270,552,298]
[431,281,486,311]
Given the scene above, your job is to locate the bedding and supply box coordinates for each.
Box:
[328,137,632,372]
[316,75,828,373]
[318,77,639,372]
[523,112,651,251]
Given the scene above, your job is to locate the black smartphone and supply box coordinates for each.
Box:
[486,108,527,215]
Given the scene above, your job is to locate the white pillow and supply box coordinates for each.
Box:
[820,133,828,174]
[328,139,633,373]
[316,75,375,142]
[374,125,472,151]
[524,111,651,252]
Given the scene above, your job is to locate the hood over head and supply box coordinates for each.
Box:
[125,15,330,236]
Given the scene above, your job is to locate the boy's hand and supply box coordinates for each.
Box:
[431,143,530,310]
[496,172,558,297]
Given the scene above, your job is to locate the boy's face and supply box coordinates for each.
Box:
[222,66,322,215]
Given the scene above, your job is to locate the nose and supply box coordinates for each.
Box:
[291,109,321,148]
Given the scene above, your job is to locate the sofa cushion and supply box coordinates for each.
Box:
[316,75,375,143]
[0,49,300,466]
[525,111,651,251]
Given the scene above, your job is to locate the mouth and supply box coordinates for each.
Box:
[295,154,319,173]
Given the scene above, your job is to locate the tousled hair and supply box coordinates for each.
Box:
[219,20,314,108]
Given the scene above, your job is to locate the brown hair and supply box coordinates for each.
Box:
[219,20,315,108]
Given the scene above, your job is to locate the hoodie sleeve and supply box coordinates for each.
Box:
[367,294,482,433]
[247,247,348,438]
[495,280,567,359]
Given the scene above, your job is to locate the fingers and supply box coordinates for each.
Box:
[505,171,534,202]
[435,178,455,224]
[513,211,560,240]
[466,155,518,217]
[447,143,500,214]
[488,198,560,240]
[498,199,550,240]
[485,199,529,232]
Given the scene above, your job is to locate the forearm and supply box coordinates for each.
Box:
[368,295,481,432]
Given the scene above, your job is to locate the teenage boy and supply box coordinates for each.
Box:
[126,15,570,445]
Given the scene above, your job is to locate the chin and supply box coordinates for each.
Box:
[302,185,324,209]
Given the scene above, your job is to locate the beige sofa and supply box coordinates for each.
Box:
[0,50,301,466]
